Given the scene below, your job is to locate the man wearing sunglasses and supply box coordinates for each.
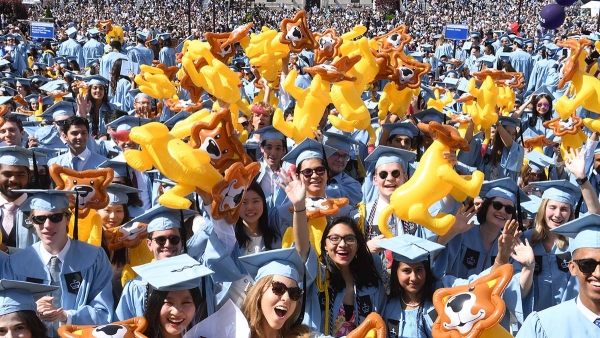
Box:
[323,132,363,206]
[517,213,600,337]
[2,190,114,334]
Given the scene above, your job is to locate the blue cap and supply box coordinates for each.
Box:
[281,138,336,166]
[253,126,286,142]
[525,151,554,171]
[106,115,151,132]
[42,101,76,120]
[164,111,191,129]
[499,34,511,41]
[0,146,39,167]
[239,247,306,283]
[148,38,158,45]
[39,79,68,92]
[377,234,445,264]
[107,183,141,205]
[34,126,65,149]
[0,96,13,105]
[27,147,59,166]
[133,254,213,291]
[498,52,512,63]
[136,31,148,41]
[364,145,415,172]
[462,41,473,51]
[521,129,540,140]
[157,33,171,40]
[16,189,77,212]
[15,78,30,87]
[479,178,529,204]
[87,28,100,37]
[551,213,600,253]
[414,108,446,124]
[410,52,424,62]
[129,204,197,233]
[545,43,560,54]
[65,27,78,37]
[530,180,581,206]
[86,58,99,68]
[498,116,520,128]
[420,44,433,52]
[533,85,555,101]
[513,37,523,47]
[0,280,58,316]
[128,88,152,102]
[382,122,420,138]
[0,86,15,96]
[470,31,481,39]
[322,131,357,153]
[477,55,496,68]
[85,75,109,86]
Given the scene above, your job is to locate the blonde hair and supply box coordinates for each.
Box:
[242,275,310,338]
[531,199,571,250]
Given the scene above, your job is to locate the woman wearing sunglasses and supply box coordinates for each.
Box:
[516,150,600,317]
[512,92,555,139]
[435,178,526,279]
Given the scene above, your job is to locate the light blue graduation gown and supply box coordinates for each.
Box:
[5,208,38,251]
[525,59,557,95]
[47,151,109,171]
[473,139,524,183]
[108,78,131,109]
[59,38,85,68]
[521,112,557,141]
[3,240,114,324]
[158,47,176,67]
[254,161,287,211]
[127,45,154,66]
[514,230,578,318]
[82,38,104,61]
[100,52,129,81]
[516,299,599,338]
[510,50,533,87]
[7,43,29,75]
[326,172,363,207]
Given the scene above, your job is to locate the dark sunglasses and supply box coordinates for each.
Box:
[300,166,326,178]
[241,121,249,127]
[491,201,515,214]
[151,235,182,246]
[573,259,600,274]
[271,281,303,301]
[31,212,69,225]
[378,169,402,180]
[537,103,549,108]
[55,120,66,126]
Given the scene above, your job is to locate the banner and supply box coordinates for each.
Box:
[30,21,54,39]
[445,24,469,40]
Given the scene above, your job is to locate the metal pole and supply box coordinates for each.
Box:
[212,0,215,31]
[187,0,191,36]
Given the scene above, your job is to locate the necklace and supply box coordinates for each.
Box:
[401,294,420,307]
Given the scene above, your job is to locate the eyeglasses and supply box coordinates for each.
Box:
[378,169,402,180]
[537,103,549,108]
[240,121,249,127]
[151,235,182,246]
[491,201,515,214]
[573,259,600,274]
[270,281,303,301]
[300,166,326,178]
[330,152,350,161]
[326,234,357,245]
[31,212,69,225]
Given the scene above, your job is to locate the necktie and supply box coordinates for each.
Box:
[594,318,600,328]
[49,256,62,309]
[71,156,81,171]
[2,203,15,236]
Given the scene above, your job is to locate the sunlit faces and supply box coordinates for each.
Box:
[90,84,105,100]
[63,124,89,155]
[544,200,571,229]
[97,204,126,229]
[31,208,70,254]
[239,190,263,226]
[327,150,349,176]
[0,312,32,338]
[569,248,600,310]
[114,133,138,151]
[260,140,285,169]
[485,197,514,229]
[536,97,550,115]
[503,125,518,141]
[159,289,196,338]
[325,222,358,267]
[0,121,24,146]
[373,162,406,201]
[0,164,29,200]
[147,228,183,260]
[252,112,271,131]
[260,276,299,331]
[134,97,152,118]
[299,158,327,197]
[397,262,426,296]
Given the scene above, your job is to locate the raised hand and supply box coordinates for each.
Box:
[511,238,535,268]
[564,147,586,179]
[275,168,306,210]
[496,219,520,266]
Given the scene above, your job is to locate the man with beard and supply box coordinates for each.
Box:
[0,146,40,252]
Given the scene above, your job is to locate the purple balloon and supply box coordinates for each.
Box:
[539,4,566,30]
[555,0,578,6]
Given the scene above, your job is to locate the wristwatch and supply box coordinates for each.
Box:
[576,176,588,186]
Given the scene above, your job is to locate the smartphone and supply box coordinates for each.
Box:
[562,49,568,57]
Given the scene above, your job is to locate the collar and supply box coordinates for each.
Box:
[70,147,91,161]
[0,191,28,207]
[576,296,600,323]
[39,238,71,266]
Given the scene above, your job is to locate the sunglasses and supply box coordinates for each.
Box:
[54,120,67,126]
[271,281,303,301]
[31,212,69,225]
[151,235,182,246]
[300,166,326,178]
[326,234,357,245]
[491,201,515,214]
[573,259,600,274]
[240,121,249,128]
[537,103,550,108]
[378,169,402,180]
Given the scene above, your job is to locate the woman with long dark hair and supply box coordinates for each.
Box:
[512,92,555,138]
[158,33,176,67]
[75,75,116,137]
[0,281,55,338]
[108,58,134,109]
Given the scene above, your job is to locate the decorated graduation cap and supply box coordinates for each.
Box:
[414,108,447,124]
[130,204,197,233]
[65,27,78,38]
[133,254,213,291]
[106,115,151,133]
[164,111,191,129]
[364,145,415,173]
[239,247,305,283]
[253,125,286,142]
[0,280,58,316]
[16,189,77,212]
[41,101,75,120]
[378,234,444,264]
[281,138,336,166]
[551,213,600,253]
[479,177,529,204]
[106,183,141,205]
[525,151,554,171]
[84,75,109,86]
[529,180,581,206]
[322,131,357,154]
[382,121,420,139]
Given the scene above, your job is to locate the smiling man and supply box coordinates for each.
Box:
[254,126,288,209]
[323,131,363,206]
[47,116,108,170]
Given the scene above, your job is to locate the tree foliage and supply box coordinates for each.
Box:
[0,0,29,20]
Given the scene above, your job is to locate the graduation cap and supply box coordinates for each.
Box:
[84,75,109,86]
[239,247,306,283]
[15,78,30,87]
[27,147,60,166]
[529,180,581,206]
[457,78,469,93]
[157,33,171,40]
[377,234,444,264]
[0,59,11,68]
[164,111,191,129]
[281,138,336,166]
[462,41,473,51]
[470,31,481,39]
[477,55,496,68]
[0,146,41,167]
[128,88,151,101]
[420,43,433,52]
[410,52,424,62]
[41,101,76,120]
[499,34,511,42]
[106,183,141,205]
[87,28,100,37]
[524,39,534,47]
[382,121,420,138]
[86,58,99,68]
[364,145,416,172]
[533,85,555,101]
[0,280,58,316]
[498,116,520,128]
[521,128,540,140]
[0,77,15,86]
[513,37,524,47]
[97,154,134,178]
[253,126,286,142]
[494,30,505,37]
[106,115,151,132]
[133,254,213,291]
[498,52,512,63]
[545,43,560,55]
[550,213,600,253]
[29,75,50,84]
[0,86,15,96]
[65,27,78,38]
[443,70,459,79]
[414,108,447,124]
[16,189,77,212]
[521,196,542,218]
[525,151,554,172]
[0,96,13,106]
[479,177,529,204]
[136,31,148,41]
[322,131,357,153]
[147,38,158,45]
[129,204,197,233]
[39,79,68,92]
